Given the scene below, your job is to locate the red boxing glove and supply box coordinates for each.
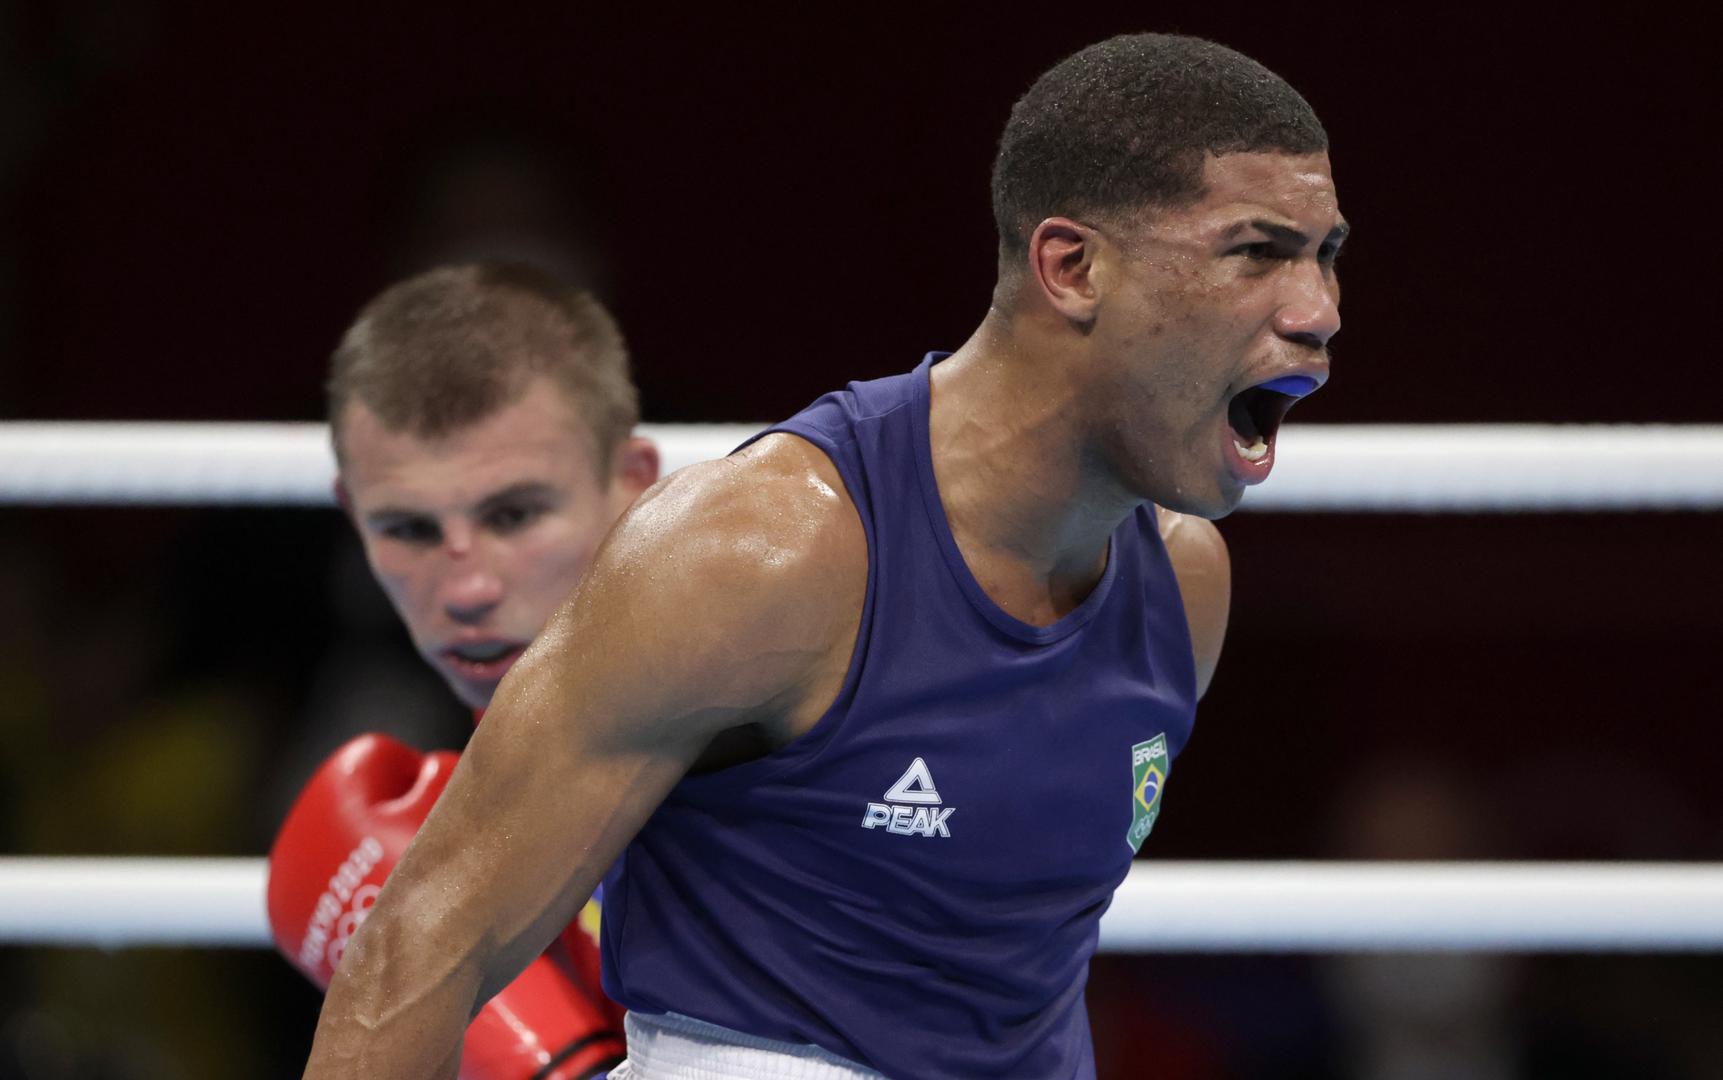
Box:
[267,734,624,1080]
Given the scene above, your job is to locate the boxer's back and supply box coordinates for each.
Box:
[602,354,1199,1078]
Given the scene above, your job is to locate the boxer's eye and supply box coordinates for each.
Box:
[378,516,441,545]
[1232,241,1279,261]
[485,502,545,534]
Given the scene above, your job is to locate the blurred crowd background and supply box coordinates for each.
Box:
[2,4,1720,1078]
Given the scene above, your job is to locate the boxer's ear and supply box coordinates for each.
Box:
[1028,217,1103,329]
[611,436,660,504]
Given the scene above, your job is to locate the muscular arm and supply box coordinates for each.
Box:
[1157,508,1231,699]
[302,436,865,1078]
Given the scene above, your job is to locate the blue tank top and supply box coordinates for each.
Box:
[601,353,1198,1079]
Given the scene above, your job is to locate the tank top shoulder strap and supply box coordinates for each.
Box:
[733,360,929,535]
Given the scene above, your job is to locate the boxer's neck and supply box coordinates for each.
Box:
[928,324,1137,611]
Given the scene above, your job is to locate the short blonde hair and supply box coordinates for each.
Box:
[328,262,638,472]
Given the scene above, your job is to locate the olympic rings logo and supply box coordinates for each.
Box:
[297,836,386,978]
[323,882,382,972]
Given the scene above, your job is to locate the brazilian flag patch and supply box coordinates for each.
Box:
[1127,734,1169,852]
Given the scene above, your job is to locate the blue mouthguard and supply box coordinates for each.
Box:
[1257,375,1320,398]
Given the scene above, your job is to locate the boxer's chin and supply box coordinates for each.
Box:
[1152,469,1243,522]
[1205,477,1249,520]
[439,669,494,710]
[435,661,509,710]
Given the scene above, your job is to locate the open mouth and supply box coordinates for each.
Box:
[441,640,528,682]
[1227,387,1295,460]
[448,641,517,663]
[1225,374,1321,469]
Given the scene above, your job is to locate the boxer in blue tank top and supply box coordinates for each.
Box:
[597,352,1203,1077]
[301,34,1347,1080]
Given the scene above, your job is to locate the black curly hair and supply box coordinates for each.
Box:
[991,34,1328,254]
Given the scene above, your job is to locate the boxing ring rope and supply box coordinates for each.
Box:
[4,859,1723,953]
[5,422,1721,956]
[3,421,1723,510]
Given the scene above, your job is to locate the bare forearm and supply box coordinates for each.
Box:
[295,719,676,1076]
[302,893,482,1079]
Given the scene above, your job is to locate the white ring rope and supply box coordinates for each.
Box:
[0,858,268,949]
[2,422,1721,511]
[3,859,1722,952]
[0,422,756,508]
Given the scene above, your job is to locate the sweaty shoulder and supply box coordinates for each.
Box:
[567,432,868,738]
[1155,508,1231,699]
[628,431,866,592]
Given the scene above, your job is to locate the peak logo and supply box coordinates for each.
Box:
[862,757,955,838]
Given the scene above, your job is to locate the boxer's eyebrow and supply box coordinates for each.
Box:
[364,506,430,526]
[472,482,560,515]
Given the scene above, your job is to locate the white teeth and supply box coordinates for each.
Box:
[1234,437,1269,463]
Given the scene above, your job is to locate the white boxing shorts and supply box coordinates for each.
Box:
[604,1010,886,1080]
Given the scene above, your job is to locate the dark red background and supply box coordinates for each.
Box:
[2,5,1720,1078]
